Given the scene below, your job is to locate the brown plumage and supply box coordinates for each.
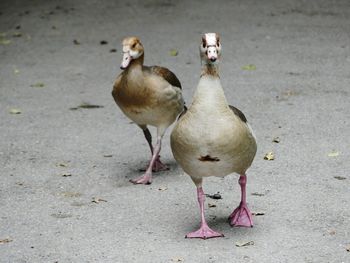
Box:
[112,37,184,185]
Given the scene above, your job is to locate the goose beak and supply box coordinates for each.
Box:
[207,46,218,63]
[120,52,132,69]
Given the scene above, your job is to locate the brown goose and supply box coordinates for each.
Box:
[112,37,184,185]
[170,33,257,239]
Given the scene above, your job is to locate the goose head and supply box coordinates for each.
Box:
[120,37,144,69]
[200,33,221,65]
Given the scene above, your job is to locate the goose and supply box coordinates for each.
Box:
[112,37,184,185]
[170,33,257,239]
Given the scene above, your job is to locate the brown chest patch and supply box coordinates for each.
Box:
[112,74,156,109]
[198,155,220,162]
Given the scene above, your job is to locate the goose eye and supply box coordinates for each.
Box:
[132,43,137,48]
[202,43,206,48]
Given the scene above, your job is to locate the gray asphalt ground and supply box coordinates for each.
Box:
[1,0,349,262]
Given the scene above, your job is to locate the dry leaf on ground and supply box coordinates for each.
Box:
[264,152,275,160]
[334,176,346,180]
[235,240,254,247]
[170,49,178,56]
[103,154,113,157]
[251,192,265,196]
[56,162,68,167]
[328,151,340,157]
[272,137,280,143]
[30,82,45,88]
[61,173,72,177]
[51,213,72,219]
[241,64,256,70]
[92,197,107,203]
[9,108,21,114]
[252,212,265,216]
[0,238,13,244]
[208,203,216,208]
[77,103,104,109]
[158,186,168,191]
[0,39,11,45]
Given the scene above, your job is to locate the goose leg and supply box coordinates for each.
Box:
[229,174,253,227]
[140,127,169,172]
[186,186,224,239]
[131,127,164,185]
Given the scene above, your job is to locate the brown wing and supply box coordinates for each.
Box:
[145,66,182,89]
[229,105,247,123]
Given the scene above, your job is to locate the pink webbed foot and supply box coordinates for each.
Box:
[186,224,224,239]
[229,202,253,227]
[139,156,169,172]
[152,156,169,172]
[130,173,152,185]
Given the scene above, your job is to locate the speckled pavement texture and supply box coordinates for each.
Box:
[0,0,349,262]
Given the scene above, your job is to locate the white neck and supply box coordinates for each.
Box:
[192,75,228,110]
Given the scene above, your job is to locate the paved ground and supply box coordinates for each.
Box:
[1,0,349,262]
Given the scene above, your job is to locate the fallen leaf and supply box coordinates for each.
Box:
[15,182,24,186]
[9,108,21,114]
[272,137,280,143]
[12,32,22,37]
[100,40,108,45]
[110,49,117,53]
[235,240,254,247]
[0,39,11,45]
[328,151,339,157]
[169,49,178,56]
[92,197,107,203]
[206,193,222,199]
[30,82,45,88]
[103,154,113,158]
[208,203,216,208]
[346,245,350,252]
[171,257,184,262]
[242,64,256,70]
[76,102,104,109]
[51,213,72,219]
[252,212,265,216]
[61,173,72,177]
[264,152,275,160]
[334,176,346,180]
[56,162,68,167]
[251,192,265,196]
[158,186,168,191]
[0,238,13,244]
[62,192,82,198]
[73,39,80,45]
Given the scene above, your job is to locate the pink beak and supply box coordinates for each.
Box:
[207,46,218,62]
[120,52,132,69]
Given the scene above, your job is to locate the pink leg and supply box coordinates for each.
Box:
[130,137,162,185]
[140,127,169,172]
[229,174,253,227]
[186,187,224,239]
